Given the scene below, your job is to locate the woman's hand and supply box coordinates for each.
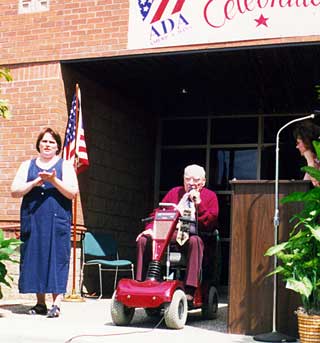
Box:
[33,176,44,187]
[11,172,44,198]
[38,169,56,183]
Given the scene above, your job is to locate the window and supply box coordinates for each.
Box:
[160,148,206,191]
[263,115,296,143]
[19,0,49,14]
[211,117,258,144]
[261,145,303,180]
[158,113,304,286]
[162,119,207,145]
[209,148,258,190]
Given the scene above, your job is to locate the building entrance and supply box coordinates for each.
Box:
[64,42,320,287]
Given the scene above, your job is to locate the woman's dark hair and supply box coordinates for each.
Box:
[293,120,320,153]
[36,127,62,155]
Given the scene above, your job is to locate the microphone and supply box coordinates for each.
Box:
[277,114,315,137]
[275,113,315,222]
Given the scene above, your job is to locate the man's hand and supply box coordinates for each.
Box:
[136,228,153,242]
[189,189,201,204]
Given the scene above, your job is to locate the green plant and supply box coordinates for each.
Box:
[0,229,21,299]
[0,68,12,119]
[0,69,16,299]
[265,140,320,315]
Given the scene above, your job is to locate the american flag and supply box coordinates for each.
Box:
[138,0,186,24]
[63,87,89,174]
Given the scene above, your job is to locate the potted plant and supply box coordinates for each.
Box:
[0,229,21,299]
[265,140,320,342]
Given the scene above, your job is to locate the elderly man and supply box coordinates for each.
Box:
[136,164,219,300]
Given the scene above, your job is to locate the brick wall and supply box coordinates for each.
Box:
[0,62,83,300]
[61,64,157,261]
[0,62,70,222]
[0,62,156,299]
[1,0,130,65]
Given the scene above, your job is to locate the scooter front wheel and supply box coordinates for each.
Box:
[164,289,188,329]
[111,290,135,326]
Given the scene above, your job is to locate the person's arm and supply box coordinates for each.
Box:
[304,150,317,167]
[136,207,158,241]
[38,160,79,200]
[303,150,320,187]
[11,160,43,198]
[61,160,79,198]
[197,190,219,232]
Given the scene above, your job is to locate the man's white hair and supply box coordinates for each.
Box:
[184,164,206,178]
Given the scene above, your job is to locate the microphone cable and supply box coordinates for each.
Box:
[64,313,165,343]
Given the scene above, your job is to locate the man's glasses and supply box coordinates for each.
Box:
[184,176,202,183]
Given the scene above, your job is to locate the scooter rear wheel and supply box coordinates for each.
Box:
[201,285,218,320]
[111,291,135,326]
[164,289,188,329]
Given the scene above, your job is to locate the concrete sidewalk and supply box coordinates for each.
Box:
[0,297,258,343]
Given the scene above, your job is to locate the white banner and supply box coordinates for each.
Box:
[128,0,320,49]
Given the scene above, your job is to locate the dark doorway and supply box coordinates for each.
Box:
[63,42,320,287]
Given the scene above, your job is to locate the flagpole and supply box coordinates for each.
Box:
[64,83,84,302]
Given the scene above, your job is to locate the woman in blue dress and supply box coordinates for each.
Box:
[11,127,79,318]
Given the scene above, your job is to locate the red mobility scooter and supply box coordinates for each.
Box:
[111,202,220,329]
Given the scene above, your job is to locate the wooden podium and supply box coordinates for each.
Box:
[228,180,310,336]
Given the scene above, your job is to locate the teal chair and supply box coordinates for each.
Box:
[80,232,134,299]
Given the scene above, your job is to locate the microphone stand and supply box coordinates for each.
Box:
[253,113,315,342]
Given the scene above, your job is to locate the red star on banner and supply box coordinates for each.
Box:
[255,14,269,27]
